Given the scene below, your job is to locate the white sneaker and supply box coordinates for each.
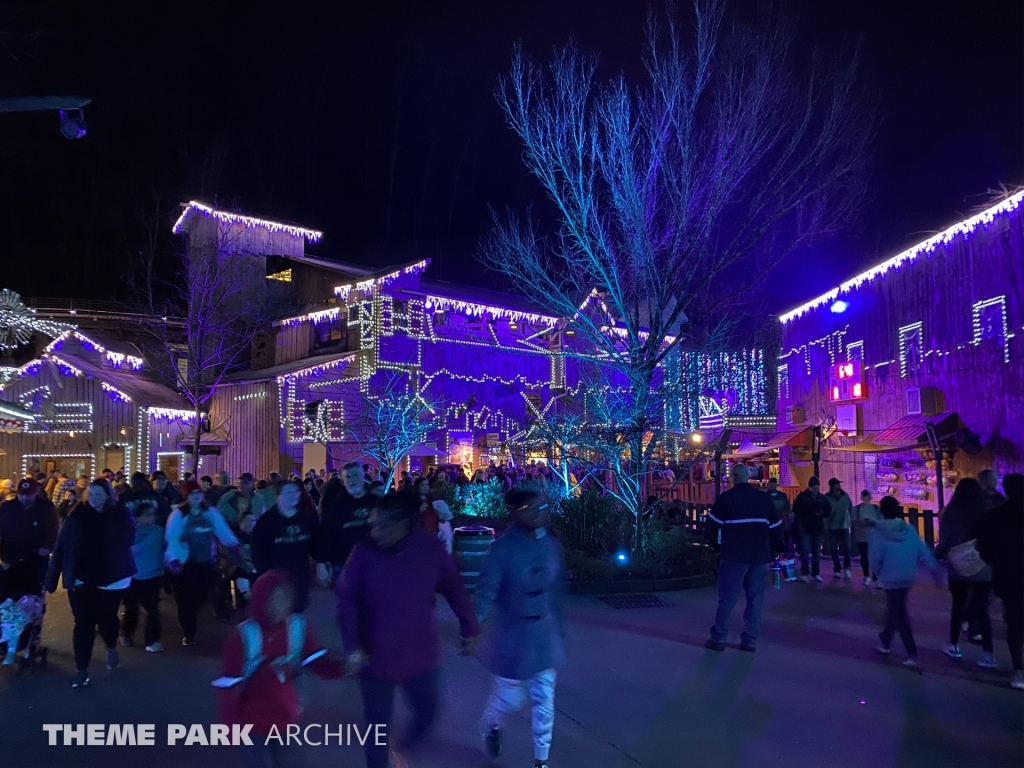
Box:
[1011,670,1023,690]
[833,571,843,580]
[977,652,998,669]
[874,644,891,655]
[863,576,871,586]
[798,575,810,583]
[943,643,962,659]
[871,580,883,589]
[145,642,163,653]
[844,569,852,580]
[813,575,824,583]
[902,657,919,669]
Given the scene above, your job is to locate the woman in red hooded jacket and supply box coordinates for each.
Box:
[219,568,344,766]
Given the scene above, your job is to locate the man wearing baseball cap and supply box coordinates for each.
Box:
[0,478,59,597]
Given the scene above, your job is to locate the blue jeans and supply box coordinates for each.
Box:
[360,666,439,768]
[827,529,851,572]
[799,533,822,577]
[710,560,768,647]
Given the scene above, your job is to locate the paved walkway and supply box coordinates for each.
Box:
[1,573,1021,768]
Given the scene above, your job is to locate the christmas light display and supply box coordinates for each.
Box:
[898,322,924,378]
[233,391,267,401]
[334,260,430,300]
[423,295,558,325]
[22,453,95,478]
[972,295,1010,362]
[45,331,144,370]
[780,190,1024,323]
[102,382,132,403]
[172,201,323,242]
[148,407,199,422]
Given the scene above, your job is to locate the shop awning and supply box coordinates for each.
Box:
[407,444,448,457]
[727,439,771,459]
[766,426,814,450]
[876,412,961,444]
[829,435,919,454]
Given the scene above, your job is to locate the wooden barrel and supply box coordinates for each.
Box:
[453,526,495,591]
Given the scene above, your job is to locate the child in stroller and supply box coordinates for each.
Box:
[214,511,257,623]
[0,583,47,670]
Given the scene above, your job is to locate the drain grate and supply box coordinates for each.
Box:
[598,594,675,609]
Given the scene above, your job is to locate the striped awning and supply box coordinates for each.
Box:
[876,412,961,444]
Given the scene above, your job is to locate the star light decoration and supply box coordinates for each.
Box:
[0,289,73,351]
[172,201,323,242]
[780,190,1024,323]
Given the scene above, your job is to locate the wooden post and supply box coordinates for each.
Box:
[925,421,946,513]
[811,424,823,479]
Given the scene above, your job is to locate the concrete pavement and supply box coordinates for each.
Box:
[1,573,1021,768]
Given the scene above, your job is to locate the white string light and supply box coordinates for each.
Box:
[172,201,323,242]
[45,330,144,370]
[22,453,95,478]
[148,407,199,422]
[780,190,1024,323]
[972,295,1009,362]
[102,382,132,403]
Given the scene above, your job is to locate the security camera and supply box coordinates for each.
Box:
[58,108,86,140]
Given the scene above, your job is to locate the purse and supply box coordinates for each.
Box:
[947,539,986,578]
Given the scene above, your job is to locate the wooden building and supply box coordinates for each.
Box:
[775,190,1024,519]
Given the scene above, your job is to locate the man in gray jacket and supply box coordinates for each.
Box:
[825,478,853,579]
[474,489,566,768]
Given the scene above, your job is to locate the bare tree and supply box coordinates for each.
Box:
[483,0,874,547]
[343,371,438,491]
[140,222,276,475]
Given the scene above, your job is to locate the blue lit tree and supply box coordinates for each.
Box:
[485,0,874,548]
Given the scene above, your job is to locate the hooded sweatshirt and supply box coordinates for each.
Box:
[219,568,343,736]
[935,500,992,582]
[868,518,938,589]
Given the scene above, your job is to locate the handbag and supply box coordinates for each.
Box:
[947,538,986,578]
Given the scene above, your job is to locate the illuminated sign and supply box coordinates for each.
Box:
[829,361,866,402]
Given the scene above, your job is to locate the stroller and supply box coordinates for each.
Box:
[213,542,255,624]
[1,591,48,673]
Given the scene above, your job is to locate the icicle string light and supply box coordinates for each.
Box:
[334,260,430,300]
[172,201,322,242]
[45,331,144,370]
[780,190,1024,323]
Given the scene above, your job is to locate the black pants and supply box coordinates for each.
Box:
[360,667,440,768]
[68,587,125,671]
[880,587,917,657]
[827,529,851,572]
[121,577,162,646]
[856,542,875,579]
[173,561,213,642]
[1003,597,1023,671]
[949,579,992,651]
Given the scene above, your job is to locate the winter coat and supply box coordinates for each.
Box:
[250,506,319,612]
[825,490,853,530]
[793,490,831,537]
[868,519,938,590]
[976,493,1024,603]
[336,529,480,682]
[0,497,59,565]
[850,502,882,544]
[474,525,566,679]
[217,489,269,526]
[45,502,137,591]
[219,568,343,736]
[705,482,783,564]
[165,507,238,566]
[131,523,166,580]
[935,501,992,582]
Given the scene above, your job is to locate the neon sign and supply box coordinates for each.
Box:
[829,361,866,402]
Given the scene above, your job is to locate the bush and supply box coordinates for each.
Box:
[460,478,508,520]
[550,489,623,558]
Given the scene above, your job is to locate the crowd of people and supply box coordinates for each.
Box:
[705,465,1023,691]
[0,457,1021,765]
[0,462,565,768]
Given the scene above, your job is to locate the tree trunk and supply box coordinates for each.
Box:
[191,402,202,476]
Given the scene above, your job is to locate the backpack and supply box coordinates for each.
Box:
[947,539,986,578]
[238,614,306,683]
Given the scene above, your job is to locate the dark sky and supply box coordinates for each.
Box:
[0,0,1020,312]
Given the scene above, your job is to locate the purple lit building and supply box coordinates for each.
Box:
[774,191,1024,528]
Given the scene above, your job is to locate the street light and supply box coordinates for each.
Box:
[0,96,91,139]
[691,433,703,444]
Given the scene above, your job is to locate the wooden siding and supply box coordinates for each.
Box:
[209,382,281,480]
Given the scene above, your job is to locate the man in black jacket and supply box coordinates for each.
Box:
[705,464,783,652]
[793,476,832,583]
[0,478,59,598]
[119,472,172,526]
[316,463,373,583]
[251,480,320,612]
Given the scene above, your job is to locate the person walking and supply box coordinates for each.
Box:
[935,478,996,668]
[336,492,480,768]
[120,502,165,652]
[474,489,566,768]
[793,477,831,583]
[0,478,58,599]
[45,479,137,688]
[120,472,172,526]
[825,478,854,579]
[316,463,373,584]
[415,478,455,554]
[704,464,783,652]
[165,483,239,646]
[976,473,1024,690]
[978,469,1006,511]
[250,479,320,613]
[870,496,941,669]
[851,490,882,587]
[218,473,269,527]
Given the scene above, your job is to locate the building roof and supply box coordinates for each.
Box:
[226,351,355,383]
[415,278,559,323]
[876,412,962,444]
[284,253,377,277]
[172,201,322,242]
[43,330,145,370]
[779,189,1024,324]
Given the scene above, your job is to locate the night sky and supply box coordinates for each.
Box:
[0,0,1020,312]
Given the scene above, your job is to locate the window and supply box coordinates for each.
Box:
[973,296,1008,362]
[846,341,864,362]
[348,306,360,323]
[777,364,789,401]
[433,311,446,326]
[899,322,924,377]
